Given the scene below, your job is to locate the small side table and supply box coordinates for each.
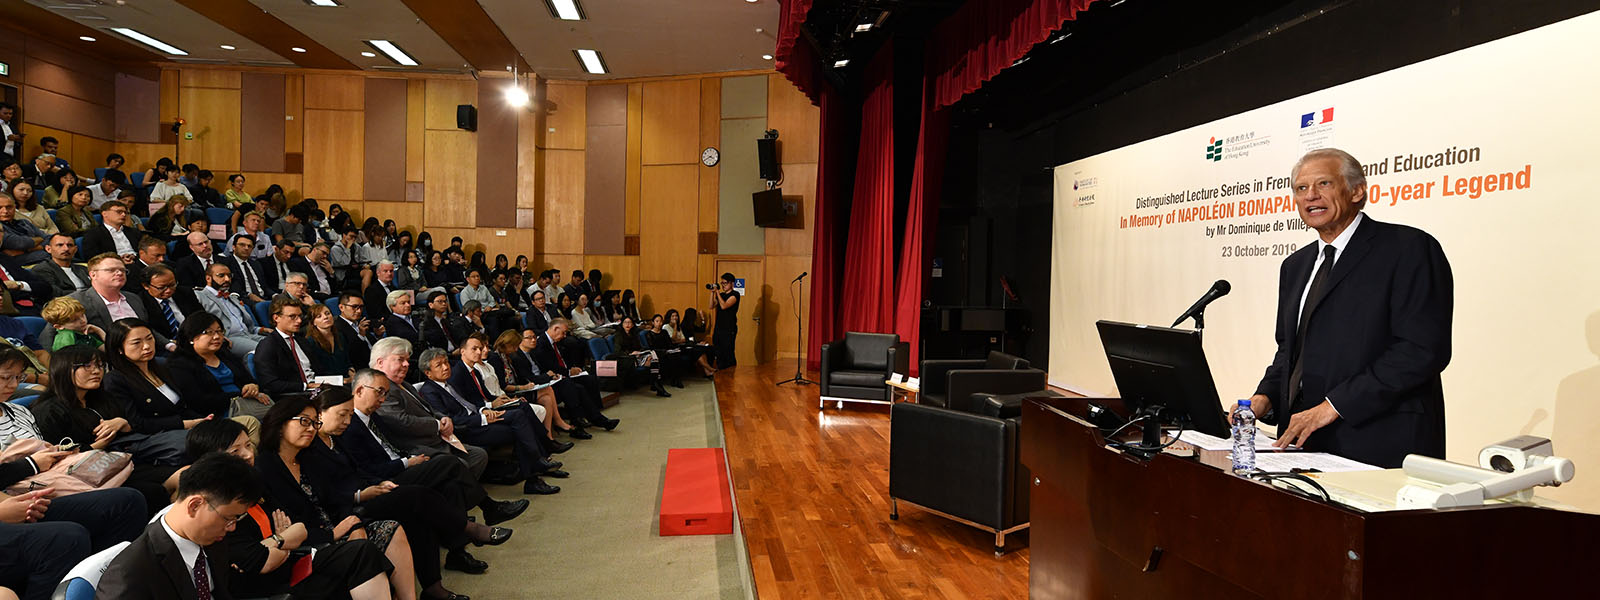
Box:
[885,379,921,404]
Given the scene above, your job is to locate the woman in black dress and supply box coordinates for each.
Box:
[710,272,740,368]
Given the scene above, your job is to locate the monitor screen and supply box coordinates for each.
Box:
[1095,320,1231,438]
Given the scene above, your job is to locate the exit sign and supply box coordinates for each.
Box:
[0,62,8,77]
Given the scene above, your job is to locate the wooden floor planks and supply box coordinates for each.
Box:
[716,361,1030,599]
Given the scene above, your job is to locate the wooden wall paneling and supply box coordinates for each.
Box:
[638,281,700,324]
[422,130,476,228]
[362,202,423,235]
[543,83,586,151]
[640,79,700,165]
[19,123,70,161]
[624,84,643,235]
[424,80,477,131]
[516,209,538,229]
[540,149,585,255]
[583,84,626,256]
[158,70,180,122]
[72,135,113,175]
[698,255,717,294]
[717,116,768,255]
[765,255,810,359]
[285,75,304,154]
[364,78,408,203]
[405,79,425,183]
[538,254,583,275]
[516,102,538,210]
[766,74,820,163]
[177,86,242,172]
[582,255,639,294]
[114,72,161,143]
[114,142,176,174]
[239,73,287,173]
[237,173,304,204]
[638,164,699,282]
[474,79,518,227]
[765,161,816,256]
[20,86,113,141]
[302,109,364,201]
[698,77,721,234]
[303,74,364,111]
[179,70,241,89]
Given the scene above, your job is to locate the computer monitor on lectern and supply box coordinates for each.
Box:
[1095,320,1231,439]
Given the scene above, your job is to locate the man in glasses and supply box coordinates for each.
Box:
[335,292,377,370]
[79,200,142,266]
[99,453,260,599]
[138,264,202,342]
[42,253,173,351]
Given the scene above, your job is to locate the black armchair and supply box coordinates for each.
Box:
[889,388,1053,554]
[818,332,908,410]
[919,351,1035,410]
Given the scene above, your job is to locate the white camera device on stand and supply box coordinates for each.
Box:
[1395,436,1576,509]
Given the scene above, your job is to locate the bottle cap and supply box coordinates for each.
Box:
[1238,399,1252,407]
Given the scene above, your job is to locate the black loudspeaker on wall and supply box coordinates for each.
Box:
[456,104,478,131]
[756,138,779,180]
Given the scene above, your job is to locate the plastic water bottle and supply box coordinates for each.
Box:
[1231,399,1257,474]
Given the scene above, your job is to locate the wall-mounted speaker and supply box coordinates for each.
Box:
[756,137,779,180]
[456,104,478,131]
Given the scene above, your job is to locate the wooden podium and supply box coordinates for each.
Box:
[1021,396,1600,599]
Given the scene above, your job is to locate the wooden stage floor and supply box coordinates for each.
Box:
[715,360,1029,599]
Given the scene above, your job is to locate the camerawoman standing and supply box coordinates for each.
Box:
[709,272,740,368]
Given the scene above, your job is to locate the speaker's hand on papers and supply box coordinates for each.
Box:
[1274,400,1339,450]
[1229,394,1272,426]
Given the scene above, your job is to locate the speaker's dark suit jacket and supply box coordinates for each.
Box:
[174,253,217,290]
[98,519,233,600]
[254,330,329,396]
[1254,216,1452,468]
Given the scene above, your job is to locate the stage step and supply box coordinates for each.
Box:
[660,448,734,536]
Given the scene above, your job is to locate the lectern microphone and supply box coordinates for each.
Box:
[1172,280,1231,328]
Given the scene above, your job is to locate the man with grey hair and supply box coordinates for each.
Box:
[275,271,315,307]
[1237,148,1452,468]
[369,336,491,480]
[363,259,398,322]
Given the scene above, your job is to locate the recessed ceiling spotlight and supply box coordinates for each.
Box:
[545,0,584,21]
[755,28,764,33]
[360,51,376,57]
[79,36,96,42]
[854,23,872,33]
[304,0,341,6]
[365,40,418,66]
[220,44,236,50]
[291,47,307,53]
[505,84,530,108]
[109,28,187,55]
[574,48,607,74]
[833,59,849,68]
[761,54,773,60]
[745,0,759,3]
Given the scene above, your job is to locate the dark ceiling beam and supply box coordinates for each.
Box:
[0,2,165,67]
[399,0,531,74]
[173,0,359,70]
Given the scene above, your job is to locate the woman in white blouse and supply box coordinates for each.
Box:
[568,292,615,339]
[150,164,194,210]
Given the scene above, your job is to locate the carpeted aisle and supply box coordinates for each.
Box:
[443,379,753,599]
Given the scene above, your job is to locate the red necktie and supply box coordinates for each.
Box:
[553,338,567,369]
[470,368,488,402]
[287,335,307,386]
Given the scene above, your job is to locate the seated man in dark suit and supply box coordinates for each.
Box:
[525,289,557,333]
[532,320,618,434]
[39,253,171,350]
[28,233,89,297]
[126,235,168,289]
[419,290,468,355]
[98,453,259,600]
[0,193,49,266]
[78,199,141,265]
[383,289,421,349]
[259,240,298,297]
[369,337,490,480]
[292,242,337,301]
[417,347,562,495]
[174,231,220,290]
[336,292,377,373]
[345,368,527,525]
[1243,148,1452,468]
[253,296,337,397]
[219,234,269,304]
[362,260,399,323]
[138,264,202,341]
[0,252,52,316]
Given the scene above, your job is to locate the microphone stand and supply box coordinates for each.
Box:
[776,273,813,387]
[1191,310,1205,344]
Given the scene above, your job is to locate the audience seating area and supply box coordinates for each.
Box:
[0,145,729,600]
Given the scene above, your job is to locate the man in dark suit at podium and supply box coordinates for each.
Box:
[1242,148,1452,468]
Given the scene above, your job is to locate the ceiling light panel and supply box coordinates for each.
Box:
[545,0,585,21]
[305,0,342,6]
[574,48,607,74]
[367,40,419,66]
[110,27,188,55]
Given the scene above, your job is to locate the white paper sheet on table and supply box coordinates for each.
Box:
[1176,429,1277,451]
[1253,452,1380,473]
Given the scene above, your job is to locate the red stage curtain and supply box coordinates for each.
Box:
[805,82,852,370]
[893,64,950,376]
[931,0,1098,109]
[838,41,897,336]
[775,0,823,106]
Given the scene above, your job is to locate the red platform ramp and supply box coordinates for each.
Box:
[660,448,734,536]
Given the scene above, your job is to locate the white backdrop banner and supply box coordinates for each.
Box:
[1050,10,1600,507]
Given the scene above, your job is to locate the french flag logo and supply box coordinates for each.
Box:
[1301,107,1334,128]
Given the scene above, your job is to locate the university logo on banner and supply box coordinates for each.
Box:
[1205,137,1224,161]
